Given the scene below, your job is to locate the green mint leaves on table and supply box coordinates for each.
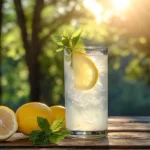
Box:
[29,116,71,145]
[51,29,84,57]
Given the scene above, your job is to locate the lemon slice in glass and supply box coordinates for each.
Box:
[72,50,98,90]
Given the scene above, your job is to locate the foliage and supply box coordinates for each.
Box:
[109,64,150,115]
[1,0,150,115]
[1,13,29,110]
[29,117,70,144]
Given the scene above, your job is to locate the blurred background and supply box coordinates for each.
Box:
[0,0,150,115]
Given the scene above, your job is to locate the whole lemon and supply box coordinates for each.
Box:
[50,105,66,129]
[16,102,54,135]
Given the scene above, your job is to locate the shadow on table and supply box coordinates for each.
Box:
[57,136,110,149]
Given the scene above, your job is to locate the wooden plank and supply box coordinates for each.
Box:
[0,117,150,149]
[0,132,150,149]
[108,116,150,131]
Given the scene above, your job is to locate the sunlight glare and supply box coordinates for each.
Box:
[83,0,103,23]
[112,0,130,10]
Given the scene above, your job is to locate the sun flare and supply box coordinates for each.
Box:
[83,0,130,23]
[112,0,130,10]
[83,0,103,23]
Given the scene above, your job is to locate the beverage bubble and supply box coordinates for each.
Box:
[65,52,108,131]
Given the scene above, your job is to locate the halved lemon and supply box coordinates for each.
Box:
[0,106,18,141]
[72,50,98,90]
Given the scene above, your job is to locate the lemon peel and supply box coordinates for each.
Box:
[72,50,98,90]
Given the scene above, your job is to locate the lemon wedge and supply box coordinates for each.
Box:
[72,50,98,90]
[0,106,18,141]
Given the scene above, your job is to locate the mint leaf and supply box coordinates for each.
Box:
[51,29,84,59]
[62,36,69,46]
[62,30,69,37]
[56,47,64,52]
[49,130,71,143]
[29,130,49,145]
[71,29,82,48]
[37,116,50,131]
[29,117,71,145]
[49,134,63,143]
[75,39,85,51]
[57,130,71,137]
[29,130,40,141]
[51,35,63,46]
[34,132,49,145]
[50,118,64,133]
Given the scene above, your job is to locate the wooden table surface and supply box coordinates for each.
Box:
[1,116,150,149]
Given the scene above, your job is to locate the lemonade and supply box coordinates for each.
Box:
[64,47,108,138]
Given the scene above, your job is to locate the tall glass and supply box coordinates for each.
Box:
[64,47,108,138]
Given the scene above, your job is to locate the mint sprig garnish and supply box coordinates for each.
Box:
[29,116,71,144]
[51,29,84,56]
[51,118,64,132]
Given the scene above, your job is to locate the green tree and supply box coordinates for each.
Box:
[0,0,4,104]
[101,0,150,83]
[12,0,86,103]
[2,0,94,106]
[1,0,150,115]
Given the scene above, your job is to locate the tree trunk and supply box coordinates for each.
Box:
[28,0,44,101]
[0,0,3,104]
[28,57,41,101]
[14,0,82,103]
[14,0,44,102]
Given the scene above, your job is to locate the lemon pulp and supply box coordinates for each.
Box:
[72,50,98,90]
[0,106,18,141]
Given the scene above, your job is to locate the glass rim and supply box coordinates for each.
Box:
[74,46,108,51]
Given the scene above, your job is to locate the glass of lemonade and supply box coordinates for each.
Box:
[64,47,108,138]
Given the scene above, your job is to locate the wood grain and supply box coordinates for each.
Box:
[0,117,150,149]
[108,116,150,131]
[0,132,150,149]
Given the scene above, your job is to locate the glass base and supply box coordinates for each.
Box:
[69,130,107,139]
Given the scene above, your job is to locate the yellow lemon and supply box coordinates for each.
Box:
[0,106,18,141]
[16,102,54,135]
[72,50,98,90]
[50,105,66,129]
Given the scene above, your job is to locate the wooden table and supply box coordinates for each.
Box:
[1,117,150,149]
